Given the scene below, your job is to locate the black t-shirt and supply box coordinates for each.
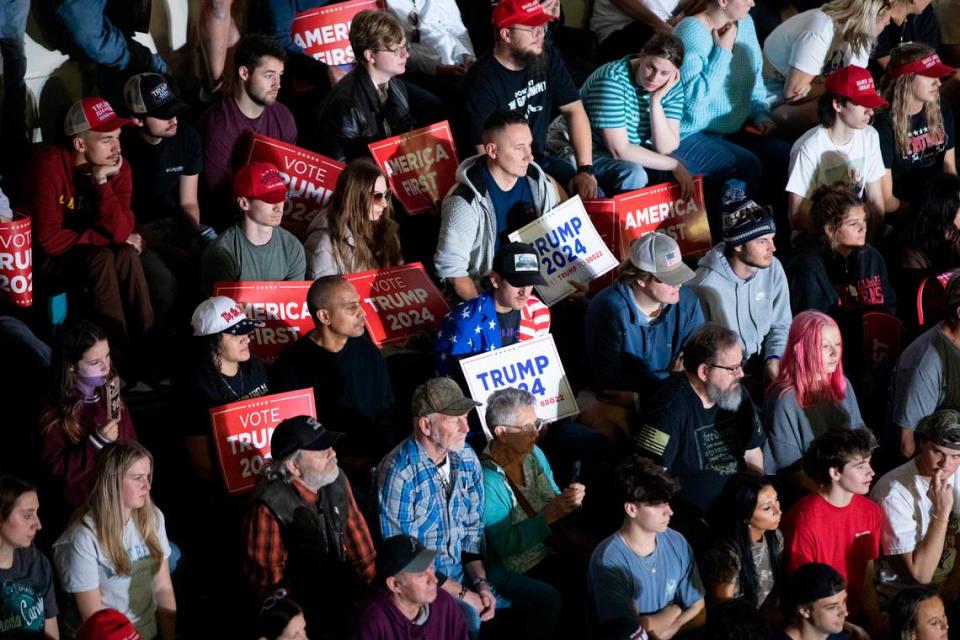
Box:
[497,309,521,346]
[122,123,202,224]
[270,334,396,457]
[177,356,270,437]
[875,101,955,202]
[464,43,580,161]
[0,547,58,635]
[874,5,940,62]
[637,374,764,517]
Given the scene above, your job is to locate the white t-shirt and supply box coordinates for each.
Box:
[763,9,871,97]
[870,460,960,600]
[785,125,885,198]
[590,0,682,43]
[54,511,171,639]
[386,0,474,72]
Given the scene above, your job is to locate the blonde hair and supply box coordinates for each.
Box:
[76,442,164,576]
[325,158,402,273]
[821,0,889,58]
[880,42,945,158]
[349,10,405,58]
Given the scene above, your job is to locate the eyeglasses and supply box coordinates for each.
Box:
[408,10,421,43]
[261,588,288,613]
[371,189,392,204]
[500,419,545,435]
[707,360,747,374]
[376,43,411,57]
[510,25,547,36]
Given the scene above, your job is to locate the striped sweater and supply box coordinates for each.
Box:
[434,292,551,376]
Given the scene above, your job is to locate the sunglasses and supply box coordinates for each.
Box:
[261,588,288,613]
[371,189,392,204]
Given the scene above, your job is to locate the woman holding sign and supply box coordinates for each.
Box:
[305,158,403,278]
[39,320,138,518]
[53,442,176,640]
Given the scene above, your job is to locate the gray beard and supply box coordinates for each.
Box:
[301,467,339,491]
[707,382,742,411]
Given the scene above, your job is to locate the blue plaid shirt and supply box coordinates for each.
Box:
[376,436,485,582]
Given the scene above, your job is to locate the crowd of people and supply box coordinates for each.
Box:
[5,0,960,637]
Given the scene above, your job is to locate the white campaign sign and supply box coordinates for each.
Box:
[508,195,618,306]
[459,334,578,440]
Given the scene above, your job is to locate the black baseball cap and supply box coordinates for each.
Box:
[123,73,188,119]
[376,535,437,579]
[492,242,547,287]
[270,416,344,462]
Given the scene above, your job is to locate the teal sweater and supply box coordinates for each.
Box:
[481,446,560,573]
[674,15,773,138]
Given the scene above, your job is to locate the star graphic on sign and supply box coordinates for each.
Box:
[467,339,473,347]
[461,309,470,319]
[451,335,458,343]
[474,325,482,334]
[488,320,496,329]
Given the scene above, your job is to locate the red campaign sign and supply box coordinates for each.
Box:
[213,281,314,361]
[344,263,450,347]
[246,134,345,240]
[291,0,384,67]
[583,198,618,296]
[368,121,460,215]
[209,389,316,494]
[0,215,32,307]
[612,176,712,260]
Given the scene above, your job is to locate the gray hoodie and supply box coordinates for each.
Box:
[434,154,557,280]
[689,243,792,360]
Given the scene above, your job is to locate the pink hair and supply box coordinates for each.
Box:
[769,311,847,408]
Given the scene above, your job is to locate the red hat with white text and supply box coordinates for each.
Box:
[76,608,142,640]
[233,162,288,204]
[889,52,956,79]
[824,66,888,110]
[64,98,135,136]
[493,0,552,29]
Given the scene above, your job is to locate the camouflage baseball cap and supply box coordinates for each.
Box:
[411,378,481,418]
[918,409,960,450]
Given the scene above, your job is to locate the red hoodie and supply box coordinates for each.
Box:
[25,145,135,256]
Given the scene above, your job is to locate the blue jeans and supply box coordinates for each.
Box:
[456,564,560,640]
[674,131,763,197]
[0,0,29,170]
[55,0,166,72]
[592,150,650,195]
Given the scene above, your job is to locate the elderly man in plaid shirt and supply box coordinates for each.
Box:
[243,415,376,640]
[375,377,561,639]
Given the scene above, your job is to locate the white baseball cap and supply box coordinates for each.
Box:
[191,296,264,336]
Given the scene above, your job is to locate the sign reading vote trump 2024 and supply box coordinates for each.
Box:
[459,334,578,439]
[246,134,345,239]
[369,122,459,214]
[508,196,618,306]
[0,215,32,307]
[345,263,450,347]
[291,0,383,67]
[213,281,314,361]
[612,176,712,259]
[210,389,316,494]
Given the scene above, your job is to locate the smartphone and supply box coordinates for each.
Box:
[104,374,122,421]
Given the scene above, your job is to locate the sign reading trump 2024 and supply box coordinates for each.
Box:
[246,134,345,239]
[213,281,314,361]
[210,389,316,494]
[613,176,712,259]
[345,263,450,347]
[508,196,618,306]
[369,121,459,214]
[291,0,383,67]
[0,215,32,307]
[459,334,578,438]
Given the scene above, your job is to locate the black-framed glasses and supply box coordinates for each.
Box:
[707,360,747,374]
[500,419,545,434]
[376,43,411,56]
[261,588,288,613]
[371,189,392,204]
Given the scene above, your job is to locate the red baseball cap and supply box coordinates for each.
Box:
[889,53,956,79]
[76,608,142,640]
[492,0,552,29]
[233,162,288,204]
[824,66,889,110]
[64,98,135,136]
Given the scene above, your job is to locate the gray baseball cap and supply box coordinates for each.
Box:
[627,232,695,287]
[918,409,960,450]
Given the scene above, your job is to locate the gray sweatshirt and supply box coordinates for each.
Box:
[689,244,792,360]
[434,154,557,280]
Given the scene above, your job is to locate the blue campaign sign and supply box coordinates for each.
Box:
[509,196,618,306]
[459,334,579,440]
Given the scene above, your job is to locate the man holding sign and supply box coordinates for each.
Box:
[315,10,415,161]
[244,415,376,639]
[436,111,559,301]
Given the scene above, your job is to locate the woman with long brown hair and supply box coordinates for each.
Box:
[304,158,403,278]
[38,320,138,512]
[53,442,175,640]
